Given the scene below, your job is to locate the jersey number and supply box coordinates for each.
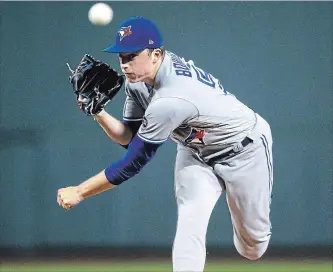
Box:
[173,59,226,93]
[191,65,215,88]
[191,65,226,94]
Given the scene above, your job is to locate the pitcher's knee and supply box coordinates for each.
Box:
[234,235,270,261]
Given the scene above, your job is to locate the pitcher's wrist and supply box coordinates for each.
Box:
[76,185,87,201]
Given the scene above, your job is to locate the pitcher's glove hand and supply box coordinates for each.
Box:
[67,54,124,116]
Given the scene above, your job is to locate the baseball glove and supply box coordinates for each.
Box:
[67,54,124,116]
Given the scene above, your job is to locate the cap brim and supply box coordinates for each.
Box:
[103,44,145,53]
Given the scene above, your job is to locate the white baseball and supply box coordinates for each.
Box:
[88,3,113,26]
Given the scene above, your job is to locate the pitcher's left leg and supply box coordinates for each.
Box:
[173,148,222,272]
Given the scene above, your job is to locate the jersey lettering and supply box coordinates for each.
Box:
[170,52,193,77]
[176,70,192,77]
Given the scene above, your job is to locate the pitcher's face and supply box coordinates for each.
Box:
[118,49,156,83]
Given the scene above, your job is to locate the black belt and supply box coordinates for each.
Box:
[206,137,253,167]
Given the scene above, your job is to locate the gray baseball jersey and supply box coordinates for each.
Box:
[123,51,257,161]
[122,51,273,268]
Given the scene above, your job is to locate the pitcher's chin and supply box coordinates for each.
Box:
[125,73,137,82]
[126,74,148,84]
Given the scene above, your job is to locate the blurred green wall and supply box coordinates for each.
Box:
[0,2,332,248]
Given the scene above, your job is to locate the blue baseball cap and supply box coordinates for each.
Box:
[103,16,163,53]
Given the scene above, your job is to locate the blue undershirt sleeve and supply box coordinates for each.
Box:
[105,134,165,185]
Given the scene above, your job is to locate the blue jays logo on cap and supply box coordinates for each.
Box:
[118,26,132,41]
[103,16,163,53]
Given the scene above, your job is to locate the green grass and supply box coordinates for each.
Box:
[1,260,332,272]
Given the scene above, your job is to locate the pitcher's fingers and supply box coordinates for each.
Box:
[62,203,72,210]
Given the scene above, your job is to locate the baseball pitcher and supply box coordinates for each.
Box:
[58,16,273,272]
